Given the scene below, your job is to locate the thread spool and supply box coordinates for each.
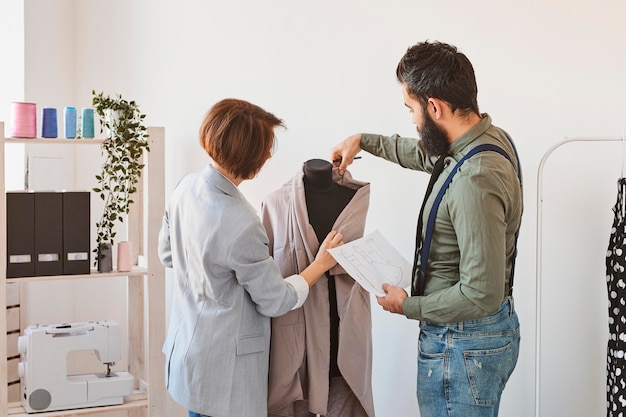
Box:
[64,106,77,139]
[117,241,132,272]
[9,102,37,138]
[41,107,58,138]
[81,108,95,138]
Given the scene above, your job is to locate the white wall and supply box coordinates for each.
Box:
[0,1,26,190]
[0,2,25,117]
[14,0,626,416]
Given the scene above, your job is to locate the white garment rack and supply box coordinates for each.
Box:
[535,136,623,417]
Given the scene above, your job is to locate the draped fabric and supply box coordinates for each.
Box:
[261,168,374,417]
[606,178,626,417]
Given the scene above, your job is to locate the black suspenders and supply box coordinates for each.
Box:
[414,138,522,297]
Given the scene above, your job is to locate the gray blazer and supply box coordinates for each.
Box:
[158,165,307,417]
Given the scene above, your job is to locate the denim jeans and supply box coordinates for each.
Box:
[416,297,520,417]
[189,412,211,417]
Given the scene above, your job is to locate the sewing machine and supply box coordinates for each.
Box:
[17,320,134,413]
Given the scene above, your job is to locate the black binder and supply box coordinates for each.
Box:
[6,192,35,278]
[34,192,63,276]
[62,191,91,275]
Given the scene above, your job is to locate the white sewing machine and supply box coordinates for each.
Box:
[17,320,134,413]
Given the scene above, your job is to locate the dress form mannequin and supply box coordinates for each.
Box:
[303,159,356,379]
[265,159,373,417]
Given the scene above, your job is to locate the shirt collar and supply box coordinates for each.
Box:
[448,113,492,156]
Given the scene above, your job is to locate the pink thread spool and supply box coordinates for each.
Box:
[117,241,132,272]
[10,102,37,138]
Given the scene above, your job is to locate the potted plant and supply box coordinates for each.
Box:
[92,90,150,272]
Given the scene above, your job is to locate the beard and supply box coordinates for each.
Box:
[418,107,450,157]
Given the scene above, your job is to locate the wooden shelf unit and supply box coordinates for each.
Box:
[0,122,167,417]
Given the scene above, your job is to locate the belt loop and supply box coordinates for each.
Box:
[508,296,514,316]
[458,321,464,331]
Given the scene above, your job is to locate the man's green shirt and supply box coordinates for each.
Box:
[360,114,523,323]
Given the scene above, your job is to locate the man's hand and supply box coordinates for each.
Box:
[330,133,362,175]
[376,283,408,315]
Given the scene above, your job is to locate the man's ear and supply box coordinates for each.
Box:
[427,97,449,120]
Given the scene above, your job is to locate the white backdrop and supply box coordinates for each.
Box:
[3,1,626,416]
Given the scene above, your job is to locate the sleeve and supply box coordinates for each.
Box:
[157,209,173,268]
[284,275,309,309]
[158,174,190,269]
[360,133,432,171]
[228,219,303,317]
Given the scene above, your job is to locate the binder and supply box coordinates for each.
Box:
[62,191,90,275]
[34,192,63,276]
[6,192,35,278]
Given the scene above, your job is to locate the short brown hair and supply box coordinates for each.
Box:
[199,98,284,179]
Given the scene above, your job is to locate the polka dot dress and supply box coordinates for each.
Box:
[606,178,626,417]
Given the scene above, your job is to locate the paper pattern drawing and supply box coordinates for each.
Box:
[328,230,412,296]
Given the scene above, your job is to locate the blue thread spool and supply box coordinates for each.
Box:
[64,106,77,139]
[41,107,58,138]
[81,108,95,138]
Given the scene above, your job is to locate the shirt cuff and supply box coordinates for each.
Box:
[402,296,422,320]
[284,275,309,309]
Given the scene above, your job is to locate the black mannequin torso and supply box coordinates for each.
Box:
[304,159,356,243]
[303,159,356,378]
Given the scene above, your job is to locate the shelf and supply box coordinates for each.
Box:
[6,267,150,283]
[3,137,105,145]
[8,392,148,416]
[1,122,168,417]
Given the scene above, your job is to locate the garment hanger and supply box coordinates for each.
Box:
[619,130,626,219]
[620,130,626,178]
[535,134,623,417]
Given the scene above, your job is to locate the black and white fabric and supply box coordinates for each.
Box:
[606,178,626,417]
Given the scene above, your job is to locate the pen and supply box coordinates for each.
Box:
[332,156,362,163]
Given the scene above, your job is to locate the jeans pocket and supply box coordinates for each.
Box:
[417,330,447,408]
[463,342,514,406]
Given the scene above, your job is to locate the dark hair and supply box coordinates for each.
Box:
[396,41,479,116]
[199,98,284,179]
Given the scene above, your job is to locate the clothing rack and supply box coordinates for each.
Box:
[535,136,623,417]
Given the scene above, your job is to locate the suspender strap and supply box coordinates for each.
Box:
[502,133,522,295]
[415,142,522,296]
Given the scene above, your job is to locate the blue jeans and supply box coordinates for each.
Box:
[189,412,211,417]
[416,297,520,417]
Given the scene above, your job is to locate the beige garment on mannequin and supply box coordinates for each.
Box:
[268,377,369,417]
[261,168,375,417]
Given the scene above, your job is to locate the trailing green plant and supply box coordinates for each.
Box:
[92,90,150,267]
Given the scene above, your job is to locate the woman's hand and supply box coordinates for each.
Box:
[315,230,344,270]
[300,230,343,287]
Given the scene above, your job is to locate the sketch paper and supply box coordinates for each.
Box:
[328,230,412,296]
